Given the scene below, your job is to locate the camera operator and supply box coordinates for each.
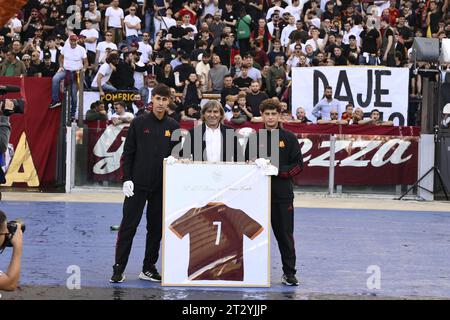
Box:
[0,99,14,185]
[0,210,23,291]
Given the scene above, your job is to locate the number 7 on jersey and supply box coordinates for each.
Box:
[213,221,221,245]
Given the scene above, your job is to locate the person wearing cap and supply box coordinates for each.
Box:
[40,51,58,77]
[49,33,88,119]
[229,105,247,125]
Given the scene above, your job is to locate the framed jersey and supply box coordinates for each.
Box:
[162,162,271,287]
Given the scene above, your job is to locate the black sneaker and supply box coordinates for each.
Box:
[110,264,125,283]
[49,101,61,109]
[139,265,161,282]
[282,273,299,286]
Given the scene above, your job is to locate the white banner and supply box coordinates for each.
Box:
[292,66,410,125]
[162,162,270,287]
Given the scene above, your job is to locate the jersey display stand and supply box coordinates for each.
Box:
[162,161,271,287]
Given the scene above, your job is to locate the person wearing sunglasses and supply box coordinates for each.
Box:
[0,210,23,291]
[124,5,141,45]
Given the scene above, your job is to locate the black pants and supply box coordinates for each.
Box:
[271,201,296,275]
[238,38,250,57]
[115,188,163,272]
[382,54,396,67]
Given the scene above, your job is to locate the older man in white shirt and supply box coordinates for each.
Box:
[184,100,242,162]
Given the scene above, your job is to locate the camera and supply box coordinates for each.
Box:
[0,99,24,116]
[0,85,25,116]
[1,220,25,248]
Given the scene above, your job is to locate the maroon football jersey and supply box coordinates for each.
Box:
[169,203,264,281]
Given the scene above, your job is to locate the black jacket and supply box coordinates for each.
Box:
[182,123,243,162]
[122,112,180,191]
[110,61,135,90]
[245,126,303,203]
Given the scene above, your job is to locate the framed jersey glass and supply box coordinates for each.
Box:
[162,162,271,287]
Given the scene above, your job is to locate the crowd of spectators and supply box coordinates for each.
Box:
[0,0,449,124]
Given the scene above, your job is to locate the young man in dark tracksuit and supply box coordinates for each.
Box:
[245,98,303,286]
[110,84,180,283]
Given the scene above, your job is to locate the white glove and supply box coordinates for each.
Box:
[166,156,178,165]
[255,158,270,169]
[263,165,278,176]
[123,180,134,198]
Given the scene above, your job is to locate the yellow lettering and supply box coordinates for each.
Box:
[2,132,40,187]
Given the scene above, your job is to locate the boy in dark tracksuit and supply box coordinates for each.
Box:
[110,84,180,283]
[245,99,303,286]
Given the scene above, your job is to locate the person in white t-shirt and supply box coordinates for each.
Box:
[111,101,134,126]
[133,51,147,90]
[96,31,118,66]
[91,51,120,96]
[181,13,198,34]
[284,0,303,22]
[80,19,99,63]
[153,7,176,40]
[280,15,297,48]
[105,0,124,44]
[305,27,326,51]
[50,34,88,120]
[7,14,22,41]
[84,1,101,31]
[124,6,142,44]
[342,20,360,46]
[138,32,153,64]
[266,0,285,21]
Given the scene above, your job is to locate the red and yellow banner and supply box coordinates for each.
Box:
[0,76,60,187]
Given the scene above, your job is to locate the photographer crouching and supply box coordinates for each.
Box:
[0,210,23,291]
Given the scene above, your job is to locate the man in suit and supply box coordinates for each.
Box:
[182,100,242,162]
